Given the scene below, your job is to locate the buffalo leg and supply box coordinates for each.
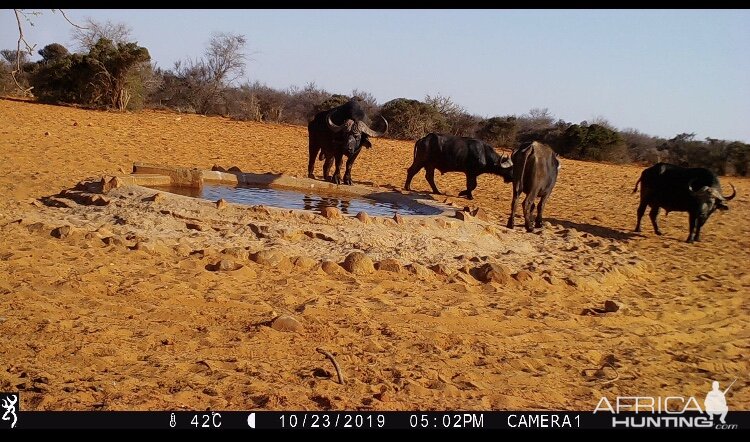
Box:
[331,154,344,185]
[308,144,320,179]
[522,189,539,232]
[694,217,707,242]
[507,187,521,228]
[343,151,360,185]
[685,213,699,242]
[458,174,478,200]
[404,162,424,191]
[649,206,662,235]
[322,155,334,182]
[635,201,648,232]
[425,167,441,195]
[534,193,551,228]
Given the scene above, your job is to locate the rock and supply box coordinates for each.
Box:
[473,263,511,284]
[101,236,126,246]
[393,213,405,224]
[513,270,534,282]
[604,300,619,313]
[454,210,472,221]
[185,222,205,231]
[44,131,51,136]
[51,226,71,239]
[216,198,228,210]
[222,247,248,260]
[211,165,227,172]
[564,276,580,287]
[72,121,78,126]
[321,260,343,275]
[429,264,451,276]
[102,176,124,193]
[133,242,156,253]
[375,258,403,273]
[174,244,193,256]
[434,218,450,228]
[320,206,342,220]
[292,256,318,270]
[406,263,433,279]
[209,259,240,272]
[251,249,287,267]
[355,211,371,223]
[271,315,303,333]
[471,207,490,222]
[342,251,375,275]
[90,195,110,206]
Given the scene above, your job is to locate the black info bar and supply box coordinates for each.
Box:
[3,411,749,430]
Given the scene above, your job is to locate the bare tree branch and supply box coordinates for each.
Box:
[55,9,87,30]
[12,9,35,95]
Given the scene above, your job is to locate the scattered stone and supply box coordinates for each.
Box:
[406,263,433,279]
[44,131,51,136]
[355,211,371,223]
[342,251,375,275]
[216,198,228,210]
[393,213,405,224]
[208,259,240,272]
[101,236,126,246]
[304,231,335,241]
[375,258,403,273]
[271,315,303,333]
[473,263,512,284]
[222,247,249,260]
[133,242,156,253]
[604,300,619,313]
[429,264,451,276]
[185,222,205,231]
[146,193,165,203]
[211,165,227,172]
[320,206,342,220]
[434,218,450,228]
[102,176,124,193]
[51,226,71,239]
[454,210,472,221]
[471,207,490,222]
[564,276,580,287]
[72,121,78,126]
[292,256,317,270]
[26,222,48,234]
[513,270,534,282]
[321,260,343,275]
[251,249,288,267]
[90,195,110,206]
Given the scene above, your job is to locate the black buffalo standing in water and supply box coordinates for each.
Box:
[307,97,388,185]
[633,162,736,242]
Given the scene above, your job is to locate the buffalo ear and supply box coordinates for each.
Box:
[716,200,729,211]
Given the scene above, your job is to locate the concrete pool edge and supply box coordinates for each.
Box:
[122,163,456,218]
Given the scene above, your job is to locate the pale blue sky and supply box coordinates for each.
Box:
[3,9,749,143]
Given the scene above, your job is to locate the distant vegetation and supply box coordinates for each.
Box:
[2,19,749,176]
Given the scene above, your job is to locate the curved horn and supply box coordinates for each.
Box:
[358,115,388,137]
[327,112,345,133]
[687,178,696,193]
[722,183,737,201]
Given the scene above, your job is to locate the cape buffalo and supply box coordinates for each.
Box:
[633,162,736,242]
[507,141,560,231]
[307,97,387,185]
[404,133,513,200]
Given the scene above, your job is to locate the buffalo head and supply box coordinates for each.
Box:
[327,113,388,155]
[492,153,513,183]
[689,181,736,218]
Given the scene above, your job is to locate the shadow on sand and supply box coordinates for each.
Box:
[546,217,640,241]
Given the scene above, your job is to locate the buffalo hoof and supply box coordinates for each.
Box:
[507,219,515,229]
[343,177,353,185]
[331,176,342,185]
[634,227,641,233]
[534,222,543,229]
[655,230,663,236]
[308,173,316,180]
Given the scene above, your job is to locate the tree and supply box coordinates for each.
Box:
[71,18,133,51]
[380,98,448,139]
[476,116,518,147]
[155,32,247,115]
